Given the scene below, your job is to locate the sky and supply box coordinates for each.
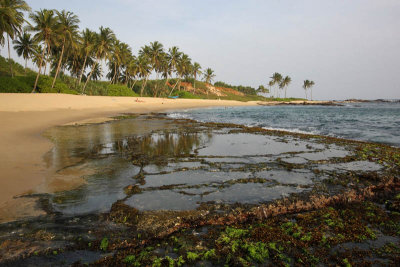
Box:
[1,0,400,100]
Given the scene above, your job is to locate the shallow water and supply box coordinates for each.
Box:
[168,102,400,146]
[37,116,379,215]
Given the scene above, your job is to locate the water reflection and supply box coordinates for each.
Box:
[42,116,365,215]
[45,117,210,214]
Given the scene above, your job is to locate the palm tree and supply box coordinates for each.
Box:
[159,53,171,94]
[309,80,315,101]
[125,55,138,89]
[303,80,310,100]
[168,46,181,75]
[31,44,43,69]
[67,47,86,79]
[203,68,215,84]
[51,10,80,88]
[137,54,151,96]
[12,31,35,73]
[279,76,292,99]
[83,26,115,93]
[91,63,102,81]
[257,85,269,95]
[269,72,283,98]
[148,41,164,96]
[118,42,132,83]
[108,39,123,84]
[28,9,57,92]
[78,28,96,84]
[0,0,31,77]
[268,80,274,97]
[192,62,201,89]
[169,53,191,95]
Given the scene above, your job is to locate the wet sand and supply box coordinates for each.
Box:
[0,93,259,222]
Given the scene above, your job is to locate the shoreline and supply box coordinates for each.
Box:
[0,93,260,222]
[0,93,366,222]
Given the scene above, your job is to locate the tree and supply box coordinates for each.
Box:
[279,76,292,99]
[108,39,127,84]
[137,54,151,96]
[147,41,164,96]
[257,85,269,95]
[0,0,31,77]
[12,31,35,72]
[203,68,215,84]
[52,10,80,88]
[168,46,181,76]
[31,44,43,68]
[91,63,102,81]
[125,55,138,89]
[309,80,315,101]
[173,53,191,94]
[28,9,57,92]
[78,28,96,84]
[83,26,115,93]
[159,53,171,95]
[303,80,310,100]
[269,72,282,98]
[192,62,201,89]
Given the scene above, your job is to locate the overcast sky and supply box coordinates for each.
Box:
[2,0,399,100]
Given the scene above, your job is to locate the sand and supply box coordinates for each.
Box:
[0,93,260,222]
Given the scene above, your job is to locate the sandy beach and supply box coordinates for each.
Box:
[0,93,260,222]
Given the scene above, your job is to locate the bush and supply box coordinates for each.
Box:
[107,84,139,97]
[37,76,73,94]
[0,56,32,76]
[0,76,32,93]
[177,90,201,99]
[214,81,258,95]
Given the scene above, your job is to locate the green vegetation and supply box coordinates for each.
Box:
[100,237,108,251]
[214,81,258,95]
[1,1,314,100]
[303,79,316,100]
[97,199,400,266]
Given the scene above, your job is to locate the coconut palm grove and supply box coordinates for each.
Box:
[0,0,315,100]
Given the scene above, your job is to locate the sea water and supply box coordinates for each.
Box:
[168,102,400,147]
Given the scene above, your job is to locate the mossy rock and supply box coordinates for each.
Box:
[109,200,139,225]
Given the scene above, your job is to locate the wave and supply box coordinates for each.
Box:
[167,113,189,119]
[261,127,318,135]
[168,113,319,136]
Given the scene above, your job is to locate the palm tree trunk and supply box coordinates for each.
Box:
[83,59,99,94]
[52,40,65,89]
[78,52,88,85]
[164,76,169,95]
[311,88,313,101]
[43,42,51,75]
[285,87,287,99]
[140,75,149,97]
[130,79,137,90]
[25,58,28,74]
[111,64,117,84]
[124,71,129,85]
[153,73,159,97]
[32,48,46,93]
[168,78,180,96]
[7,35,13,78]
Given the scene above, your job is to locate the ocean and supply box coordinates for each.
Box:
[168,102,400,147]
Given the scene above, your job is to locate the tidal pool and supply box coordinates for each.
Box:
[37,115,381,215]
